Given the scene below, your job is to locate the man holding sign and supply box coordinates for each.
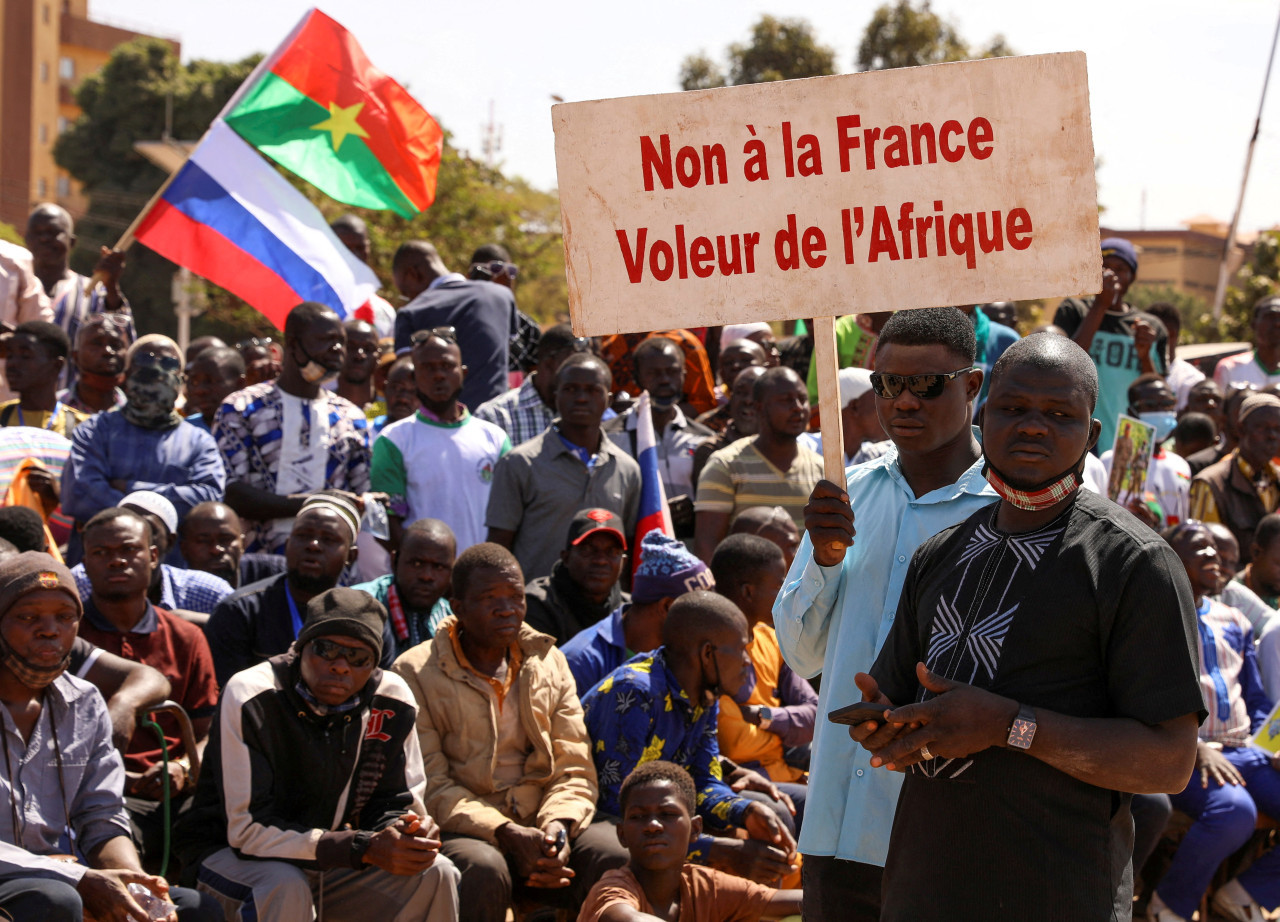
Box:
[773,308,995,919]
[553,50,1104,915]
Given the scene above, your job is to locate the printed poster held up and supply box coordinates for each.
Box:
[553,52,1101,336]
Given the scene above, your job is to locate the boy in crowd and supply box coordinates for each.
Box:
[583,592,797,884]
[711,535,815,826]
[1149,522,1280,922]
[578,761,802,922]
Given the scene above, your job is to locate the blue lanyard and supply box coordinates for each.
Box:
[286,587,304,639]
[16,401,61,430]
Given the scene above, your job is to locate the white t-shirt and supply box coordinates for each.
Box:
[1081,452,1108,495]
[1167,357,1206,411]
[1214,350,1280,392]
[371,410,511,553]
[1099,448,1191,527]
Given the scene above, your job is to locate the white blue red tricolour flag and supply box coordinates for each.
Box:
[632,390,674,573]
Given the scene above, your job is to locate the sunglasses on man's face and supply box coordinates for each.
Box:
[472,260,518,280]
[309,637,376,668]
[131,351,183,373]
[870,367,974,400]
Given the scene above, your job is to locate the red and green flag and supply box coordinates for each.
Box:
[224,9,442,218]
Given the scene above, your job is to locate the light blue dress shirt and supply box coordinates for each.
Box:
[773,441,996,865]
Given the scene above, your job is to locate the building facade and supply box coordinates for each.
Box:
[0,0,177,227]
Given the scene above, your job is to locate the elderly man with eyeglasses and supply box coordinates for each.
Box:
[62,333,225,566]
[372,327,510,558]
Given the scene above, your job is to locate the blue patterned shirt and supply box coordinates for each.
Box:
[212,382,370,553]
[581,648,750,860]
[72,563,233,616]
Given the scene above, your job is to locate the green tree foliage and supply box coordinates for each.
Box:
[678,15,835,90]
[0,222,20,246]
[1125,285,1209,338]
[55,38,567,340]
[856,1,1013,71]
[1181,231,1280,344]
[678,54,728,91]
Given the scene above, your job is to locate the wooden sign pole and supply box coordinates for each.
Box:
[811,316,846,485]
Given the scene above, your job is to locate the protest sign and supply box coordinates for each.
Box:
[553,52,1100,481]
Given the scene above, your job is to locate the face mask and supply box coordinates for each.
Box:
[0,633,68,689]
[122,368,182,429]
[296,344,341,386]
[984,448,1088,512]
[1138,410,1177,443]
[650,392,679,410]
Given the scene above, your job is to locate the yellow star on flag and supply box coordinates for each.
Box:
[310,101,370,152]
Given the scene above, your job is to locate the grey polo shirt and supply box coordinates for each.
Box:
[485,425,641,581]
[604,404,712,500]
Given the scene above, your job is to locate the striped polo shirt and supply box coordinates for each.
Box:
[694,436,822,526]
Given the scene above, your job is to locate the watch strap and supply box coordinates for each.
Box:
[351,830,373,867]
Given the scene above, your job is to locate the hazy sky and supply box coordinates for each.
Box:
[94,0,1280,235]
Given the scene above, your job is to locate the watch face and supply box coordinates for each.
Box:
[1008,718,1036,750]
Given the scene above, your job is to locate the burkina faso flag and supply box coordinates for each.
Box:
[224,9,442,218]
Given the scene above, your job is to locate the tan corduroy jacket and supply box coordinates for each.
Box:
[392,616,599,843]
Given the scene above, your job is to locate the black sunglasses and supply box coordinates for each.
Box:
[236,337,274,350]
[411,326,458,346]
[309,637,375,668]
[870,367,974,400]
[472,260,518,280]
[131,351,183,373]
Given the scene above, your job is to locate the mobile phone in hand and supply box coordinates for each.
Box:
[827,702,891,727]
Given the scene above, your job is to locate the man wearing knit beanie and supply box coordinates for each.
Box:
[561,531,714,696]
[181,585,459,920]
[0,550,221,922]
[1053,236,1171,453]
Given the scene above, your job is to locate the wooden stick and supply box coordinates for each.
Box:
[811,316,846,486]
[111,163,184,253]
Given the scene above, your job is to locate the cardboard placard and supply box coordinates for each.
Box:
[553,52,1100,336]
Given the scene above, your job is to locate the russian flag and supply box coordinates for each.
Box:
[632,391,674,572]
[134,120,379,329]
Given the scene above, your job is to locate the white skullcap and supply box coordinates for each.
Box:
[720,323,772,348]
[838,367,874,408]
[119,491,178,537]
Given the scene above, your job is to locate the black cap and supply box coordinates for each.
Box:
[297,587,387,658]
[565,508,627,550]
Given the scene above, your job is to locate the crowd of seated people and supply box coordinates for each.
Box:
[6,214,1280,921]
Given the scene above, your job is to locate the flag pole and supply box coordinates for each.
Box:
[110,158,188,252]
[1212,3,1280,320]
[107,7,316,255]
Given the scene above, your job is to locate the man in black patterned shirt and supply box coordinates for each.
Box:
[850,333,1205,921]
